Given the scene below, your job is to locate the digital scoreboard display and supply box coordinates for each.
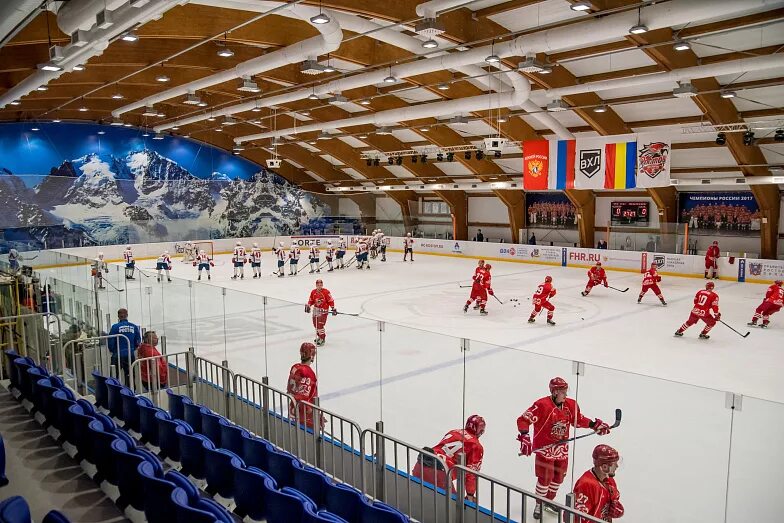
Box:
[611,201,649,226]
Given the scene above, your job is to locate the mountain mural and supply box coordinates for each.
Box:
[0,123,331,250]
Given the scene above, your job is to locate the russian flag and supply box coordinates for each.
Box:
[604,141,637,189]
[548,139,575,190]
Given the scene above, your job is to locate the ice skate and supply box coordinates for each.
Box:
[479,309,488,316]
[167,278,172,282]
[660,299,667,306]
[473,304,480,310]
[240,274,244,279]
[760,323,769,329]
[463,304,469,313]
[581,291,588,297]
[674,331,683,337]
[253,274,258,279]
[637,296,642,303]
[309,269,315,274]
[231,276,237,280]
[207,274,211,280]
[543,504,558,516]
[528,317,535,323]
[198,275,201,281]
[699,333,710,339]
[328,268,334,272]
[547,319,556,326]
[748,320,757,326]
[533,503,542,520]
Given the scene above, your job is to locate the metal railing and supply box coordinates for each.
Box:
[297,399,363,489]
[0,312,63,371]
[361,426,448,523]
[61,334,131,395]
[447,464,607,523]
[194,357,234,417]
[129,350,192,406]
[232,373,298,453]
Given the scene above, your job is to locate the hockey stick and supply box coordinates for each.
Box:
[297,261,310,274]
[104,279,125,293]
[346,255,357,268]
[719,319,750,338]
[335,311,360,317]
[491,293,504,304]
[518,409,622,456]
[608,285,629,293]
[459,284,472,288]
[135,267,152,279]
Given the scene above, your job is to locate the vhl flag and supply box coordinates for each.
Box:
[574,137,607,190]
[635,133,671,187]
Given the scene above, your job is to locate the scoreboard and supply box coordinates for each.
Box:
[611,201,649,226]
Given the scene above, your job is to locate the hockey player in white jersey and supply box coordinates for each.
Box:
[403,233,414,261]
[232,241,246,280]
[92,252,108,289]
[309,244,321,274]
[325,240,336,272]
[123,246,135,279]
[273,242,287,277]
[378,231,387,262]
[336,237,347,269]
[182,241,196,262]
[194,249,213,280]
[357,238,370,270]
[250,242,263,278]
[369,230,379,259]
[156,251,172,282]
[289,244,301,275]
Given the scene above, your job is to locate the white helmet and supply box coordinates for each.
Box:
[406,232,411,237]
[186,240,192,245]
[253,242,258,248]
[236,241,241,246]
[200,250,206,255]
[164,250,169,255]
[98,251,104,258]
[126,245,131,250]
[279,241,284,247]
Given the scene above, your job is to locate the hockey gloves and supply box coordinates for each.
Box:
[305,305,311,313]
[517,432,533,456]
[603,281,608,287]
[591,418,611,435]
[714,312,721,321]
[331,308,338,316]
[488,289,494,296]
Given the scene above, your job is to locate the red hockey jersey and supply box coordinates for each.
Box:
[431,429,484,496]
[588,266,607,284]
[764,284,784,306]
[516,397,593,460]
[691,289,719,316]
[573,469,623,523]
[308,288,335,314]
[641,269,661,286]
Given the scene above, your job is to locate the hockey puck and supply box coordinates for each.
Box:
[581,317,584,320]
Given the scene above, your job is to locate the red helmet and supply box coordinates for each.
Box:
[300,342,317,362]
[549,377,568,394]
[706,281,715,290]
[595,261,602,266]
[478,259,485,266]
[545,275,553,283]
[650,263,657,269]
[713,240,718,245]
[592,444,620,466]
[484,264,492,271]
[465,415,486,437]
[775,280,782,286]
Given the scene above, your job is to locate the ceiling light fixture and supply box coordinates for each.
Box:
[310,10,330,25]
[78,106,88,112]
[72,64,85,71]
[593,104,607,113]
[538,65,553,74]
[155,74,170,82]
[437,82,449,91]
[38,62,63,72]
[546,99,569,112]
[672,82,697,98]
[183,92,202,105]
[715,132,726,145]
[153,133,164,140]
[570,1,591,11]
[37,85,48,91]
[123,123,132,127]
[111,93,124,99]
[629,8,648,34]
[743,131,755,146]
[308,91,319,100]
[121,32,138,42]
[52,119,61,123]
[673,39,691,51]
[720,90,736,99]
[9,101,20,106]
[197,101,208,107]
[323,63,336,73]
[360,99,371,106]
[237,77,261,93]
[217,47,234,58]
[142,106,157,116]
[497,116,508,123]
[31,126,40,131]
[422,39,438,49]
[97,130,105,135]
[774,129,784,142]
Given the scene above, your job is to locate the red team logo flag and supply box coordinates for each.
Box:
[635,135,671,188]
[523,140,550,190]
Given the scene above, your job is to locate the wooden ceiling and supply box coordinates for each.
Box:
[1,0,782,251]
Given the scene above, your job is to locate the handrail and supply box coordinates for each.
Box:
[0,312,63,370]
[62,334,131,391]
[232,373,298,453]
[129,350,192,405]
[446,463,607,523]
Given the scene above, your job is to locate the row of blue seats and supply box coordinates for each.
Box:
[0,496,70,523]
[5,352,408,523]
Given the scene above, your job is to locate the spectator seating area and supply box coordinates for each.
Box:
[2,350,409,523]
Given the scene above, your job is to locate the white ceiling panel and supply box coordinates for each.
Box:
[338,102,368,113]
[383,165,413,178]
[731,86,784,112]
[600,81,680,100]
[520,114,549,130]
[489,0,587,33]
[493,158,523,174]
[298,141,320,152]
[338,136,368,148]
[393,87,443,103]
[341,168,365,180]
[467,0,512,11]
[446,120,496,136]
[715,66,784,87]
[284,158,303,168]
[670,147,737,168]
[550,110,589,127]
[561,49,657,78]
[434,162,474,177]
[325,57,364,72]
[612,97,703,122]
[760,143,784,165]
[391,128,425,142]
[304,170,324,181]
[320,154,344,166]
[691,21,784,58]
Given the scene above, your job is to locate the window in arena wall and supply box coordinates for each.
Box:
[423,200,450,215]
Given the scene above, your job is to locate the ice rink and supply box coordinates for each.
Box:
[43,251,784,523]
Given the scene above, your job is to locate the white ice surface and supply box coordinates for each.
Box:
[44,252,783,523]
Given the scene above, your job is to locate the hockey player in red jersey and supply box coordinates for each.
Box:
[573,445,624,523]
[516,378,611,520]
[469,260,486,310]
[411,415,485,502]
[581,261,608,297]
[705,240,720,279]
[638,263,666,305]
[749,279,783,328]
[528,276,557,325]
[286,342,323,429]
[305,279,337,346]
[675,281,720,339]
[463,264,494,315]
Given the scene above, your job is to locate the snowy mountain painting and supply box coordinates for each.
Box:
[0,122,330,247]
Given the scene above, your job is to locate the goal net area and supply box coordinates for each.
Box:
[179,240,214,261]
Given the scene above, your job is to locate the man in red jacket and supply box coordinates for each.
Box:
[305,279,337,346]
[287,342,322,429]
[137,330,168,390]
[705,240,720,279]
[573,445,624,523]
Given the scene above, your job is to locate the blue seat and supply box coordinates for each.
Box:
[30,374,54,415]
[13,358,35,400]
[0,433,7,487]
[177,428,213,481]
[157,411,190,462]
[166,389,190,420]
[266,486,314,523]
[66,404,95,460]
[241,433,272,470]
[2,350,19,390]
[120,388,142,431]
[361,499,409,523]
[204,448,244,499]
[138,462,198,523]
[293,460,332,507]
[88,418,134,484]
[170,487,234,523]
[183,401,204,434]
[232,463,276,520]
[25,367,46,406]
[201,409,224,447]
[325,482,366,522]
[105,378,125,419]
[266,447,298,488]
[0,495,31,523]
[111,439,162,511]
[138,401,163,446]
[304,504,349,523]
[91,371,109,409]
[218,417,249,456]
[49,389,76,434]
[42,511,72,523]
[33,378,59,423]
